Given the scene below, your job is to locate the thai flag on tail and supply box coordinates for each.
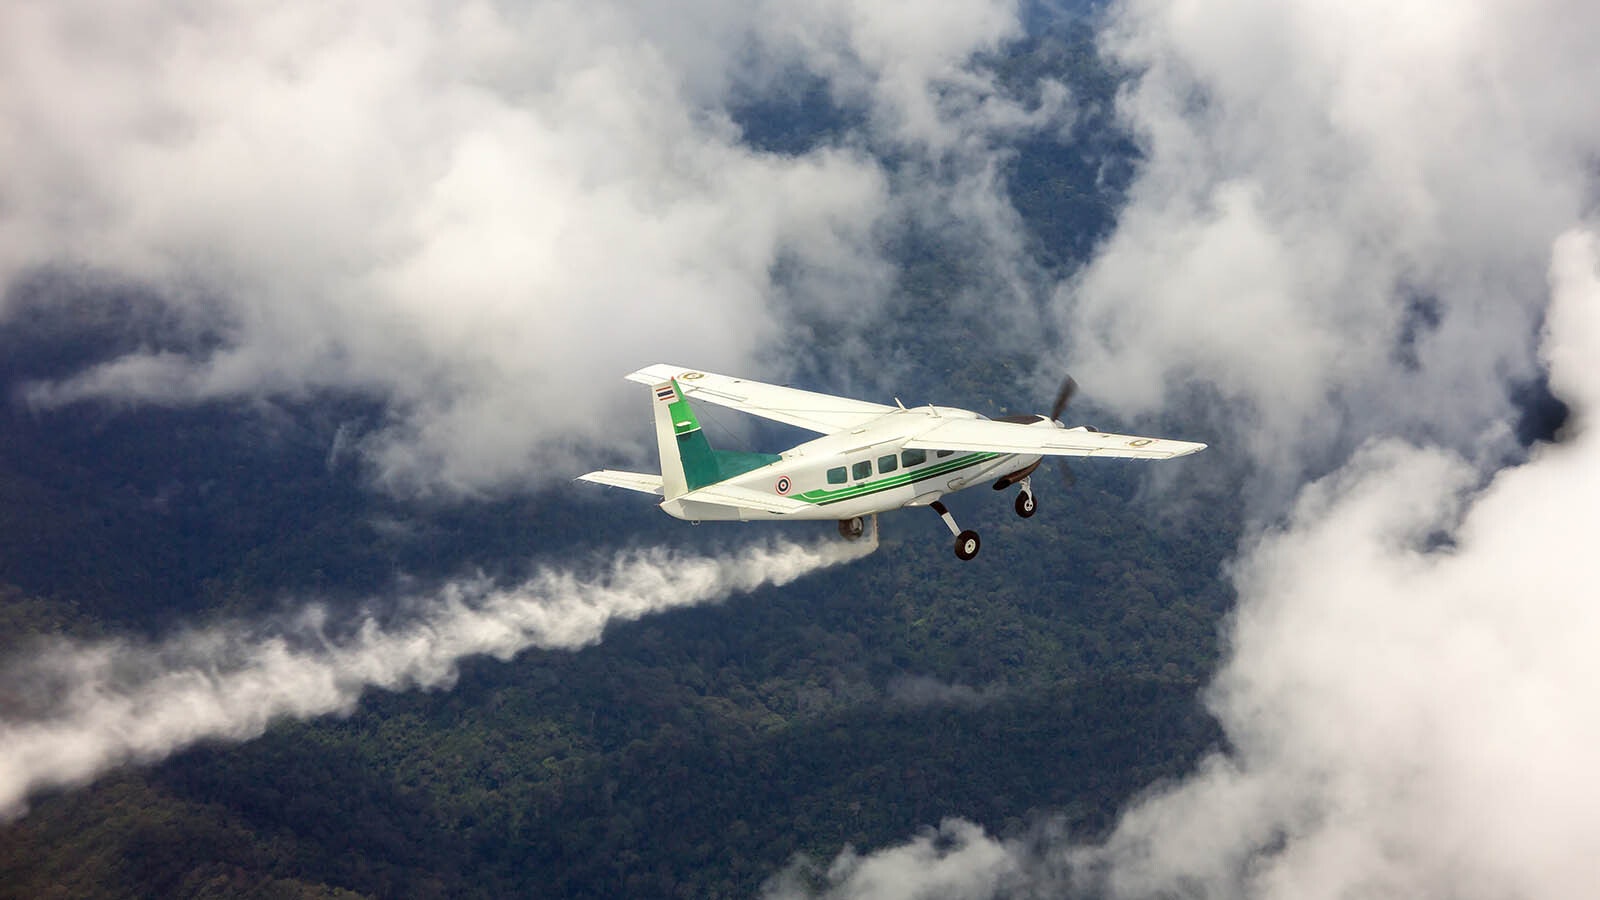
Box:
[655,384,676,403]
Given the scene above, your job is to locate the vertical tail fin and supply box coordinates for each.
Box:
[651,379,716,499]
[648,378,783,499]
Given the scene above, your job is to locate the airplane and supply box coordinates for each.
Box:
[578,364,1206,560]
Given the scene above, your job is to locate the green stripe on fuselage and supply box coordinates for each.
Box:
[795,451,1001,506]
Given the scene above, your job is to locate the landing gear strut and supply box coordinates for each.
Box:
[1014,475,1036,519]
[931,500,981,561]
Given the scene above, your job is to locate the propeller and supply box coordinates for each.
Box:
[1049,375,1078,423]
[996,373,1083,491]
[1049,375,1079,489]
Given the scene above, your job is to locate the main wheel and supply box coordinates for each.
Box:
[1014,491,1036,518]
[954,529,981,560]
[838,517,866,540]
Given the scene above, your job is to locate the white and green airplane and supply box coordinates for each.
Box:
[579,364,1206,560]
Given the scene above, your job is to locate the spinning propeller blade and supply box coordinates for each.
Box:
[1049,375,1078,423]
[1049,374,1079,488]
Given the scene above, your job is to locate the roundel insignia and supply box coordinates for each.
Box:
[1128,438,1154,447]
[775,475,792,495]
[680,371,705,380]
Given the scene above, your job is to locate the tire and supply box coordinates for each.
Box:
[838,517,866,540]
[954,530,981,560]
[1014,492,1036,518]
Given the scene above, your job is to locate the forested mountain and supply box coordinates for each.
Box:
[0,14,1240,899]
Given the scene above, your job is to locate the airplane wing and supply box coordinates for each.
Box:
[576,470,664,495]
[905,420,1207,460]
[626,364,894,434]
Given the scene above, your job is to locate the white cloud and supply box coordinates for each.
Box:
[771,230,1600,899]
[760,0,1600,887]
[1077,229,1600,899]
[1055,0,1600,484]
[765,819,1023,900]
[0,0,1053,494]
[0,533,876,821]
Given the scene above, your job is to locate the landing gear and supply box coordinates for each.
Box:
[954,530,981,560]
[931,500,980,561]
[1014,492,1036,518]
[1014,475,1036,518]
[838,516,866,540]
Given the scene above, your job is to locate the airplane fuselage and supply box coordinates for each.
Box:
[659,407,1051,522]
[580,363,1205,559]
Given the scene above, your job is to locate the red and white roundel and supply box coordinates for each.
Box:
[775,475,792,495]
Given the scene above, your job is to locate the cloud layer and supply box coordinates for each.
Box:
[1,0,1051,494]
[765,0,1600,893]
[1080,235,1600,898]
[1057,0,1600,484]
[768,228,1600,900]
[0,534,875,821]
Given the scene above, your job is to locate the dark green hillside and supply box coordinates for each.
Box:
[0,424,1237,898]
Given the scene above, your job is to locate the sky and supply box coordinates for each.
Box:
[5,0,1600,896]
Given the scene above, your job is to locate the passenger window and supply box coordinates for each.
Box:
[827,466,847,485]
[935,449,954,458]
[901,449,926,467]
[852,460,872,480]
[878,454,898,474]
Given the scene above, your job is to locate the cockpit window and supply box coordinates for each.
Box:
[852,460,872,480]
[827,466,847,484]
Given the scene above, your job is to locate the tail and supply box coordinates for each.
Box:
[651,378,715,499]
[649,379,781,500]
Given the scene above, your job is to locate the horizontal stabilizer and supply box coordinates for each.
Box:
[577,470,665,495]
[678,482,812,515]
